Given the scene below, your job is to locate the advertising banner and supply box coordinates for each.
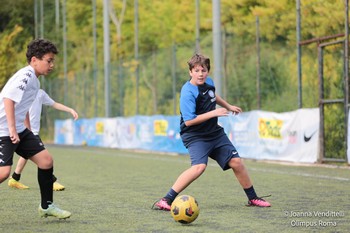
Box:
[55,108,319,163]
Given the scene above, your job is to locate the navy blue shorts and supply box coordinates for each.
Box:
[0,129,45,166]
[187,133,240,170]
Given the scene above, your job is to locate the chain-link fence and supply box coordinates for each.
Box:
[39,20,346,161]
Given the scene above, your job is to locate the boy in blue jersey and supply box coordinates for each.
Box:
[153,54,271,210]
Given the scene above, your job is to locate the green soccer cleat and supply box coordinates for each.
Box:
[38,203,71,219]
[8,178,29,189]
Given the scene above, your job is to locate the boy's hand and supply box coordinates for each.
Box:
[214,108,230,116]
[70,108,79,120]
[9,130,20,144]
[228,105,242,114]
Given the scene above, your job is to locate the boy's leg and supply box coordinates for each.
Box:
[153,164,207,211]
[211,135,271,207]
[153,141,210,211]
[35,135,64,191]
[8,157,64,191]
[8,157,29,189]
[14,156,28,175]
[0,136,16,183]
[228,157,253,189]
[0,166,12,183]
[172,164,206,194]
[30,149,71,218]
[30,149,54,207]
[229,158,271,207]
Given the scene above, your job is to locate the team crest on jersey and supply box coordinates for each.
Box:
[209,90,216,102]
[208,90,214,98]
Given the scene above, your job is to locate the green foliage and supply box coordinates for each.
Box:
[0,0,34,45]
[0,0,346,113]
[324,103,346,159]
[0,25,26,88]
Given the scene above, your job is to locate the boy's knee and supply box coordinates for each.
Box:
[192,164,207,175]
[31,150,54,169]
[0,169,11,183]
[229,158,245,170]
[41,156,53,169]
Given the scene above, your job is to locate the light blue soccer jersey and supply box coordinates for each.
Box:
[179,77,224,147]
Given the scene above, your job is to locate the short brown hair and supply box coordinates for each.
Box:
[26,39,58,63]
[187,54,210,71]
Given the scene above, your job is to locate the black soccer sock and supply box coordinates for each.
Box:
[244,185,258,200]
[52,174,57,183]
[165,188,178,204]
[38,167,54,209]
[12,172,21,181]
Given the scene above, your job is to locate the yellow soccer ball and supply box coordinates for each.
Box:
[170,195,200,224]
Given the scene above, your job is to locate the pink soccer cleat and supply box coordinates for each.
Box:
[247,197,271,207]
[152,198,171,211]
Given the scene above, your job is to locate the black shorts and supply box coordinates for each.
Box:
[0,129,45,166]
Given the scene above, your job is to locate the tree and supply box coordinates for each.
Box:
[0,25,26,88]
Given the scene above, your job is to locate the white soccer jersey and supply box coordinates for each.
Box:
[0,65,40,136]
[29,89,55,135]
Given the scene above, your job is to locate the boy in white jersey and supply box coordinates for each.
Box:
[0,39,71,219]
[8,89,78,191]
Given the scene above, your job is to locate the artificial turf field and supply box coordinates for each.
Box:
[0,145,349,233]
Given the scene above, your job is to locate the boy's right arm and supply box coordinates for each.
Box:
[3,98,20,143]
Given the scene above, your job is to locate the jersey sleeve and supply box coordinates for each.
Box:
[1,73,28,103]
[180,84,197,122]
[206,77,214,86]
[40,89,55,106]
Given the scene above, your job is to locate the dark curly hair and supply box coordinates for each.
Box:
[26,39,58,63]
[187,54,210,72]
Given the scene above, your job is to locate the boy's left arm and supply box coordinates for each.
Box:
[52,102,79,120]
[216,95,242,114]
